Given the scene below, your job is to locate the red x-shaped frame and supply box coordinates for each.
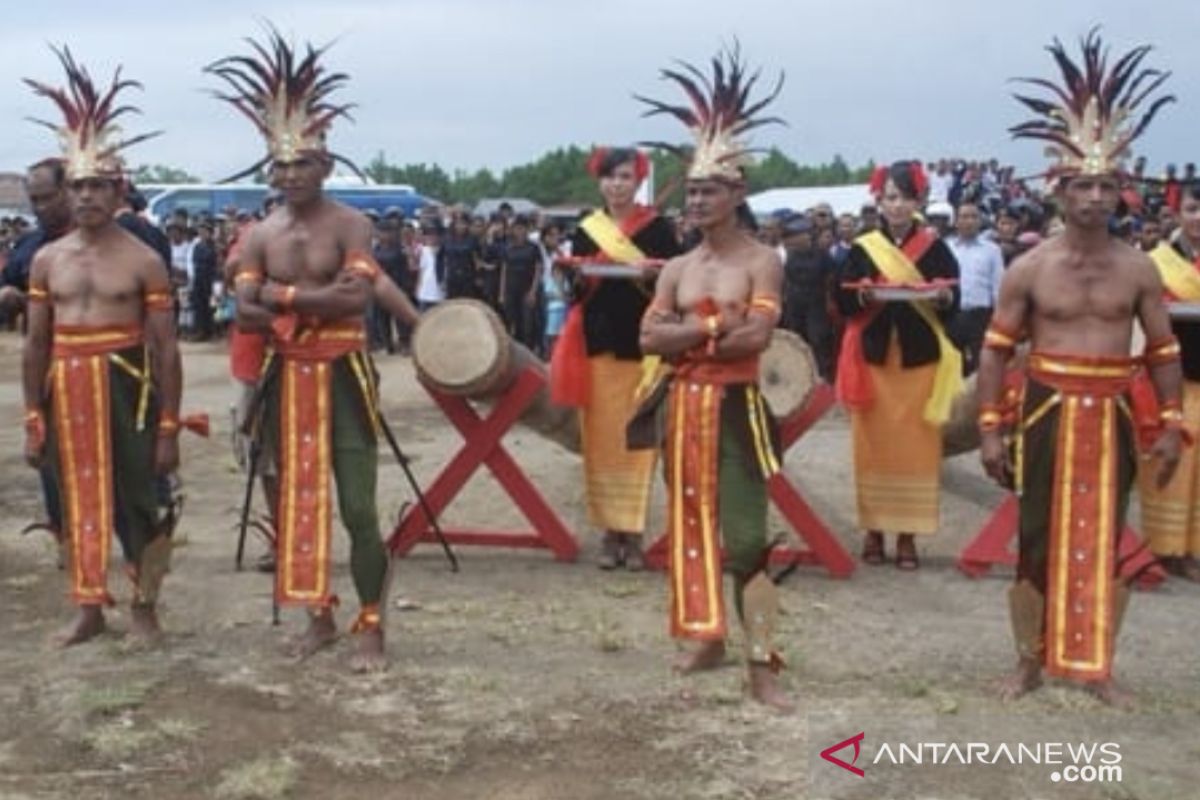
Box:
[643,383,856,577]
[957,494,1165,588]
[388,367,579,561]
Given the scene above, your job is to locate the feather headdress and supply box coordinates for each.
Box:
[24,46,160,182]
[635,44,785,182]
[205,24,359,182]
[1010,28,1174,179]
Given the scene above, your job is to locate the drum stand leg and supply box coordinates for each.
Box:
[388,367,579,562]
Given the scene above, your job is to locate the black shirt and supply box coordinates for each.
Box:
[836,225,961,368]
[1165,241,1200,382]
[191,241,218,293]
[502,241,543,296]
[783,247,835,301]
[3,227,66,292]
[441,234,480,296]
[570,213,681,360]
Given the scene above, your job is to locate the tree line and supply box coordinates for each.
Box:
[133,146,874,207]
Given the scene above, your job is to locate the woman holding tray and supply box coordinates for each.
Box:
[835,161,962,569]
[550,146,680,570]
[1139,182,1200,582]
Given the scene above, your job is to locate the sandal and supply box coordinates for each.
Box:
[895,534,919,571]
[598,532,623,571]
[861,531,885,565]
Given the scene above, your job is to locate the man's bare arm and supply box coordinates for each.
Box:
[21,253,53,466]
[713,251,783,361]
[234,226,276,333]
[1137,258,1184,488]
[1138,262,1184,405]
[977,254,1034,487]
[373,272,420,327]
[143,253,182,421]
[21,252,53,412]
[639,258,707,356]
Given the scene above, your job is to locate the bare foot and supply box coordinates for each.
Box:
[348,627,387,674]
[748,664,795,713]
[129,604,163,643]
[673,640,726,674]
[1087,680,1135,710]
[286,610,337,659]
[997,659,1043,701]
[57,606,106,647]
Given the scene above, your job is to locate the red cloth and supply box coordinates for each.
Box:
[230,328,267,383]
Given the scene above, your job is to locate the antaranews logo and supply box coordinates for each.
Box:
[820,732,866,777]
[819,733,1122,784]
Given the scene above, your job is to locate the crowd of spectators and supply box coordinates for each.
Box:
[2,155,1194,373]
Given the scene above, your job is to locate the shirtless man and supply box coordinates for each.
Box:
[210,30,398,672]
[22,51,181,645]
[977,32,1182,707]
[635,48,792,711]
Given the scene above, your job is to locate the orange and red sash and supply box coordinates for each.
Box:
[549,206,657,407]
[1026,352,1136,682]
[835,228,937,412]
[51,324,144,606]
[272,320,367,608]
[666,356,776,642]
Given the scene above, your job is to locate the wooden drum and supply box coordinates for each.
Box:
[412,300,582,453]
[758,329,819,421]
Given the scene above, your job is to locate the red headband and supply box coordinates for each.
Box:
[868,162,929,199]
[586,147,650,183]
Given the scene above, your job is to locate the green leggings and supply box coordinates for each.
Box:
[265,357,388,605]
[717,421,769,621]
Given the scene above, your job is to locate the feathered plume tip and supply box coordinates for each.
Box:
[634,42,785,182]
[205,22,362,182]
[24,45,160,182]
[1009,26,1174,179]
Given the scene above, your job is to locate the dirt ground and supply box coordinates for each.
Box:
[1,333,1198,800]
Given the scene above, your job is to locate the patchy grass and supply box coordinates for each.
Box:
[78,681,156,717]
[82,716,157,759]
[214,754,299,800]
[156,717,205,740]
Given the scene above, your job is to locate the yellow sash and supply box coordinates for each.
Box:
[1150,242,1200,301]
[579,211,663,395]
[857,231,963,425]
[579,211,649,264]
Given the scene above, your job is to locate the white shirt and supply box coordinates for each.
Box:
[928,172,952,204]
[415,244,444,303]
[170,240,195,284]
[947,234,1005,309]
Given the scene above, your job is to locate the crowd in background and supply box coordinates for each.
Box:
[1,155,1194,371]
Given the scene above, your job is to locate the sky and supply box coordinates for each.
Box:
[0,0,1194,183]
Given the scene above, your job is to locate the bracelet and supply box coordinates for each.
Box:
[158,416,181,437]
[977,402,1004,432]
[704,315,719,337]
[977,410,1003,432]
[279,285,297,313]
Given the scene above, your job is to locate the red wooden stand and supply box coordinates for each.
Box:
[957,494,1165,588]
[644,383,856,577]
[388,367,579,561]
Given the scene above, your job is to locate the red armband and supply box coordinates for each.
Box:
[982,321,1019,354]
[1144,335,1181,366]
